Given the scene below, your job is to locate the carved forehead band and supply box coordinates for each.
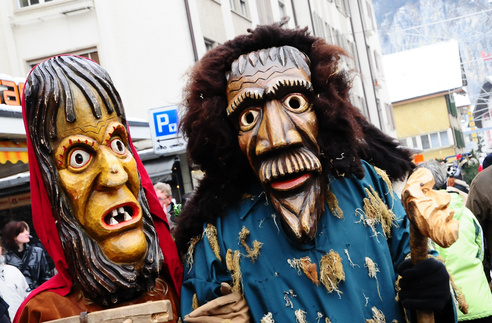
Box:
[226,45,311,80]
[226,46,312,116]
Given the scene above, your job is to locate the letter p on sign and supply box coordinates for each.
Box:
[152,108,178,138]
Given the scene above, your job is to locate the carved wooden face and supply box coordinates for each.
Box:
[51,83,147,263]
[227,47,324,242]
[402,167,458,248]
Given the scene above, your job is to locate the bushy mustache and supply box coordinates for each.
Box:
[259,147,322,183]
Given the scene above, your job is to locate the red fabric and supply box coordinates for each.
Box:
[15,57,183,322]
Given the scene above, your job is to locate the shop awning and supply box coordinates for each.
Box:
[0,141,28,164]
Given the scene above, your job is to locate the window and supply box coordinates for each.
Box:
[384,103,395,130]
[204,38,217,52]
[430,133,439,148]
[240,0,248,17]
[421,135,430,149]
[313,13,324,39]
[230,0,249,18]
[403,130,452,151]
[350,42,361,72]
[77,52,100,64]
[349,94,369,119]
[278,0,286,18]
[19,0,53,8]
[373,51,382,74]
[28,49,99,69]
[440,131,449,146]
[255,0,273,24]
[335,0,348,16]
[365,1,376,30]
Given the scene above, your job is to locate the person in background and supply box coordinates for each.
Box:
[26,235,55,277]
[0,297,10,323]
[0,238,29,320]
[467,152,492,291]
[418,160,492,322]
[154,182,177,234]
[481,153,492,171]
[447,176,470,204]
[1,221,51,291]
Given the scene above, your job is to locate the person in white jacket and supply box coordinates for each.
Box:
[0,239,29,320]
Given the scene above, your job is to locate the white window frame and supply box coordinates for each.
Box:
[18,0,53,8]
[27,48,99,70]
[402,129,453,151]
[230,0,250,18]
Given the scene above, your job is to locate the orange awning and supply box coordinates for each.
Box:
[0,141,28,164]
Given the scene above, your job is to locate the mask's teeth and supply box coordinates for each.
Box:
[109,217,118,225]
[124,212,131,221]
[112,209,118,217]
[118,207,124,214]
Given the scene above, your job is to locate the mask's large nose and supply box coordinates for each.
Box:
[255,100,302,156]
[96,147,128,190]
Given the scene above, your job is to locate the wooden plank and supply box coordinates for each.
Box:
[47,300,172,323]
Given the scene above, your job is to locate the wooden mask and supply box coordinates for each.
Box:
[226,46,324,243]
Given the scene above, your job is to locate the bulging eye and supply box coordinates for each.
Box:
[109,138,126,155]
[282,94,309,113]
[69,149,92,169]
[239,108,260,131]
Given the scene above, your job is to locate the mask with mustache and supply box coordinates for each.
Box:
[226,46,325,242]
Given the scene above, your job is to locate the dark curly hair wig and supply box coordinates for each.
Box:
[174,23,414,255]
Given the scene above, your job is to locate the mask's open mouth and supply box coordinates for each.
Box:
[103,205,135,227]
[259,147,322,190]
[270,173,311,191]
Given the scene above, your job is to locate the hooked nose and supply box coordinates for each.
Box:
[255,100,302,156]
[96,147,128,190]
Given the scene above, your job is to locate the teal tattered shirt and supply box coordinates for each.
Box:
[182,161,412,322]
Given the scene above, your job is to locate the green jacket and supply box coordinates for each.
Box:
[434,192,492,321]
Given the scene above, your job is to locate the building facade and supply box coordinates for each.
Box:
[383,40,467,162]
[0,0,393,230]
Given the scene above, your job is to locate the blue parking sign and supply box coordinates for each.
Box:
[152,108,178,138]
[148,105,186,155]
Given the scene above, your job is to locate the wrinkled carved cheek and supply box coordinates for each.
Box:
[58,168,97,219]
[124,158,140,197]
[291,112,319,151]
[238,132,259,173]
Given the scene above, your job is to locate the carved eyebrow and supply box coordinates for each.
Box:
[226,88,264,116]
[264,78,313,98]
[226,79,313,116]
[103,122,128,146]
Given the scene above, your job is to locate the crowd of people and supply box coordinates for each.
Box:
[0,221,53,322]
[417,159,492,322]
[1,22,492,322]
